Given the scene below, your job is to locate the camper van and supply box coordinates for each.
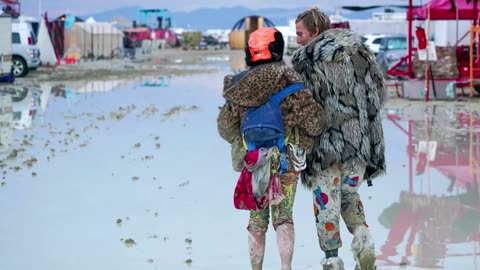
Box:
[0,14,13,82]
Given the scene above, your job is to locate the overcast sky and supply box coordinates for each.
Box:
[20,0,419,18]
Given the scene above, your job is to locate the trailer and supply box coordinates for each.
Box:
[0,14,13,83]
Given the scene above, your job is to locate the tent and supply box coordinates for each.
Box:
[410,0,480,20]
[64,21,123,59]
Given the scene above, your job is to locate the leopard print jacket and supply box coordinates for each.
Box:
[217,61,325,171]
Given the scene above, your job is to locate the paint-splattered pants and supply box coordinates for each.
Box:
[312,164,368,251]
[247,172,299,232]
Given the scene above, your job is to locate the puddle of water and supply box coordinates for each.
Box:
[0,68,479,270]
[378,103,480,269]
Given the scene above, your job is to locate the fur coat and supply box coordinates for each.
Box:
[291,28,386,189]
[217,61,325,172]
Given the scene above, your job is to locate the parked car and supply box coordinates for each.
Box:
[203,35,219,46]
[11,17,41,77]
[361,33,385,56]
[11,88,41,130]
[376,34,409,78]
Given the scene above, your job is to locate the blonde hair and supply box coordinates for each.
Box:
[295,7,332,35]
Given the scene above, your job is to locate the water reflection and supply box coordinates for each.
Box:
[382,105,480,269]
[0,94,14,157]
[0,76,173,162]
[143,76,171,87]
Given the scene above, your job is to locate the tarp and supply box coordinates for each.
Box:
[37,15,57,65]
[410,0,480,20]
[64,22,123,59]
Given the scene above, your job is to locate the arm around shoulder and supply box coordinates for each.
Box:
[296,90,326,137]
[217,102,242,144]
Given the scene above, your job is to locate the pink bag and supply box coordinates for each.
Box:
[234,167,264,210]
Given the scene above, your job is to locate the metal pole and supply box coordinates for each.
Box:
[408,0,413,78]
[456,0,459,45]
[91,25,94,60]
[102,24,105,58]
[409,120,413,193]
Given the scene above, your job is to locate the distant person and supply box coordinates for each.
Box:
[217,27,325,270]
[291,7,387,270]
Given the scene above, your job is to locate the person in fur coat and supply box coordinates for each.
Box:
[217,27,325,270]
[292,7,387,270]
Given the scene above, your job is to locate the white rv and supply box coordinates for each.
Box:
[0,14,13,80]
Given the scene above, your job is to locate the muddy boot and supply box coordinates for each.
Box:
[248,230,266,270]
[276,223,294,270]
[351,226,376,270]
[321,256,345,270]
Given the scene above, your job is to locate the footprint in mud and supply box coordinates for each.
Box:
[123,238,136,247]
[185,235,193,265]
[161,105,200,122]
[138,104,159,118]
[142,155,154,160]
[178,180,189,187]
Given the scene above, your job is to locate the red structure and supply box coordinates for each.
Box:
[123,8,178,48]
[0,0,20,17]
[391,0,480,87]
[410,0,480,20]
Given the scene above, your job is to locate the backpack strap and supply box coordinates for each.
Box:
[242,83,304,152]
[271,83,304,148]
[269,83,304,106]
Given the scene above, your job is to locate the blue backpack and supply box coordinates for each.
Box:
[241,83,304,173]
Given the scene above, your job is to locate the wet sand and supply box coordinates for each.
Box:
[1,48,479,270]
[7,47,480,116]
[11,48,245,86]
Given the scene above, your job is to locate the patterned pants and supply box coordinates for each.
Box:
[247,172,299,232]
[311,164,368,251]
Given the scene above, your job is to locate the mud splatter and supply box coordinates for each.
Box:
[161,105,200,121]
[124,238,136,247]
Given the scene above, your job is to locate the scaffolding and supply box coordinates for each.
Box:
[470,26,480,97]
[470,112,480,176]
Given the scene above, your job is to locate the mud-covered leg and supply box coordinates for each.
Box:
[340,165,376,270]
[248,207,270,270]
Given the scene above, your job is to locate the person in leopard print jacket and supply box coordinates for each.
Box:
[217,27,325,270]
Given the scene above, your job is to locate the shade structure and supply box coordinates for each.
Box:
[410,0,480,20]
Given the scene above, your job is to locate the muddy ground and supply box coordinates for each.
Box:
[8,47,480,112]
[12,48,245,87]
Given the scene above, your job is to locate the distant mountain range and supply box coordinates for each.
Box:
[81,6,394,31]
